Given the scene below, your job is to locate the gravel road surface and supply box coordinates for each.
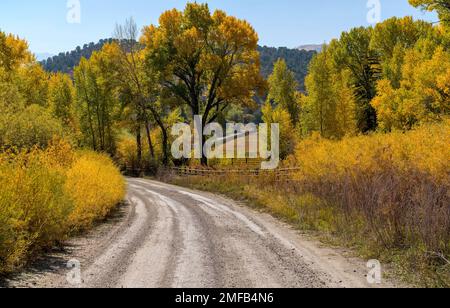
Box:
[2,178,395,288]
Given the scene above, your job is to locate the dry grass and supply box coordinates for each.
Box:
[0,140,125,274]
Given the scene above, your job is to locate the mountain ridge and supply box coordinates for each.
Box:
[41,39,317,89]
[297,44,323,52]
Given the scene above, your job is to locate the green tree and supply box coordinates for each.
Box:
[261,103,297,159]
[74,54,118,154]
[334,27,381,133]
[302,46,337,138]
[110,18,173,166]
[370,17,435,88]
[48,73,77,130]
[267,59,301,125]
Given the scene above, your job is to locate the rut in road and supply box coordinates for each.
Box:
[74,178,375,288]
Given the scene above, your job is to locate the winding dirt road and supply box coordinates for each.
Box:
[3,178,395,288]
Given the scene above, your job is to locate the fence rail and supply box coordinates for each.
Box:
[123,166,302,181]
[169,166,302,177]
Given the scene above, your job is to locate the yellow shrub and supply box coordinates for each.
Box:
[294,119,450,186]
[116,132,162,174]
[116,135,139,170]
[0,146,72,271]
[0,141,125,274]
[66,152,125,230]
[291,120,450,285]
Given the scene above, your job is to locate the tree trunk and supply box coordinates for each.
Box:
[146,102,170,167]
[161,126,169,166]
[145,120,155,159]
[201,133,208,166]
[136,126,142,174]
[87,108,97,151]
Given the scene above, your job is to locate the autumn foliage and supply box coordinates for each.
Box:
[171,119,450,286]
[0,140,125,274]
[1,0,449,285]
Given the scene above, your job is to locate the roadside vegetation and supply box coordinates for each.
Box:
[0,141,124,274]
[0,26,125,274]
[170,119,450,287]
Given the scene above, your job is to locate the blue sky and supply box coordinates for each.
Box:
[0,0,437,55]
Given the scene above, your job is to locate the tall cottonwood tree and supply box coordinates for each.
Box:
[370,17,435,88]
[105,19,175,166]
[141,2,265,165]
[334,27,381,133]
[302,45,336,138]
[74,54,117,154]
[302,43,357,139]
[267,59,301,125]
[112,19,156,165]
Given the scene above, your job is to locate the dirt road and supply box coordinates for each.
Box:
[3,178,395,288]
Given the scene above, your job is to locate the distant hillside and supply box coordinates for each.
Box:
[41,39,114,74]
[41,40,316,89]
[297,44,323,52]
[258,46,316,90]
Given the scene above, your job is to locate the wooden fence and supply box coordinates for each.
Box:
[169,166,301,178]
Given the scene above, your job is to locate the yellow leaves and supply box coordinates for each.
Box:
[0,104,65,150]
[372,45,450,131]
[370,16,429,60]
[174,27,203,57]
[141,25,163,50]
[293,120,450,187]
[0,141,125,273]
[16,62,49,107]
[372,79,401,130]
[141,2,264,122]
[212,9,227,24]
[0,31,32,72]
[159,8,183,38]
[214,15,258,50]
[437,68,450,108]
[100,42,122,61]
[66,151,125,230]
[184,2,213,30]
[48,72,76,128]
[413,47,450,113]
[303,45,357,138]
[262,103,298,159]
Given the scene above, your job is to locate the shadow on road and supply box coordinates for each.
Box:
[0,202,129,288]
